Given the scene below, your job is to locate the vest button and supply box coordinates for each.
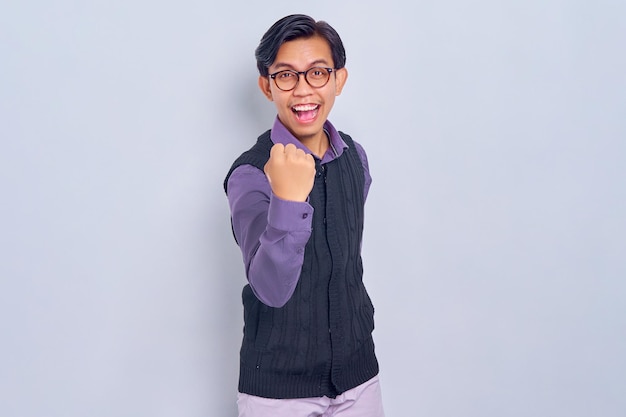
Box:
[302,213,308,219]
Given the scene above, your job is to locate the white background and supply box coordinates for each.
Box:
[1,1,625,416]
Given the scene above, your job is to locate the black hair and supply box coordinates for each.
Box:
[255,14,346,76]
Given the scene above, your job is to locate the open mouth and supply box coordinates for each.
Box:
[292,104,319,122]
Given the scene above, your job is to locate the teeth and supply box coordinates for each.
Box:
[292,104,318,112]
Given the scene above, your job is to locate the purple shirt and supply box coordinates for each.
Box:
[227,117,372,307]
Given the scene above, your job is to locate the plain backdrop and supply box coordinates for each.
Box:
[1,1,625,416]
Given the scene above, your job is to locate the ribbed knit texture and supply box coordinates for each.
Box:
[224,130,379,399]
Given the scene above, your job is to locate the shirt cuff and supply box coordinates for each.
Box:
[267,192,314,232]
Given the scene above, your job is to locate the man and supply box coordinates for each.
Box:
[224,14,384,417]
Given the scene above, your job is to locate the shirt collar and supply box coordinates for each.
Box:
[270,117,348,162]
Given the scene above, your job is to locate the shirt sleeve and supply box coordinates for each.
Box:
[226,164,313,308]
[353,140,373,201]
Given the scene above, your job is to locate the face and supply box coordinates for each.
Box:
[258,35,348,145]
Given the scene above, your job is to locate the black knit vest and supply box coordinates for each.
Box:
[224,130,379,399]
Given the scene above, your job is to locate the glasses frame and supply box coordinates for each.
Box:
[269,67,335,91]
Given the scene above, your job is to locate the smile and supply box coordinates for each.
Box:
[292,104,319,122]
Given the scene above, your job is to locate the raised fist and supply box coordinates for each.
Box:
[263,143,316,202]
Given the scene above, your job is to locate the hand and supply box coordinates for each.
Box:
[264,143,315,202]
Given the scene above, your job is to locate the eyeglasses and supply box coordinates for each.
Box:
[269,67,334,91]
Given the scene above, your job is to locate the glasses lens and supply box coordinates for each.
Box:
[306,67,330,87]
[275,71,298,90]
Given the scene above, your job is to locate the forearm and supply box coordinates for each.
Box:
[247,209,312,307]
[227,166,313,307]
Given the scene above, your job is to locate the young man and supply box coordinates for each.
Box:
[224,14,384,417]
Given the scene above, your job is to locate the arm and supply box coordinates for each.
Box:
[353,140,372,201]
[228,142,368,307]
[227,164,314,308]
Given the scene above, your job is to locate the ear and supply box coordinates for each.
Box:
[258,76,273,101]
[334,67,348,96]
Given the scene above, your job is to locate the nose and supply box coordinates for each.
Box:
[293,73,314,95]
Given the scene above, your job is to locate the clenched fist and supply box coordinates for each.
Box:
[264,143,316,202]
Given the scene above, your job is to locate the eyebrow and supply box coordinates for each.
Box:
[272,59,331,70]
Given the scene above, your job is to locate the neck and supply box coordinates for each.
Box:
[300,130,329,159]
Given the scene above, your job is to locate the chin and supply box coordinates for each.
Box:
[294,126,323,141]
